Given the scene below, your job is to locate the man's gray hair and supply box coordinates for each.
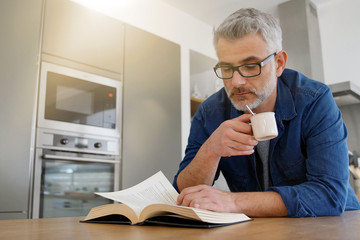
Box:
[213,8,282,52]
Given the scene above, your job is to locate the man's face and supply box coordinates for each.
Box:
[216,33,278,112]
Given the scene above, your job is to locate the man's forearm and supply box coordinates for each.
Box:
[233,191,288,217]
[176,114,256,192]
[176,140,221,191]
[177,184,288,217]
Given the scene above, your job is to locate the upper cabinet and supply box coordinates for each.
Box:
[42,0,124,80]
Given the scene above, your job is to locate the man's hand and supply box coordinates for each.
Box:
[204,114,258,158]
[176,114,258,192]
[177,185,237,213]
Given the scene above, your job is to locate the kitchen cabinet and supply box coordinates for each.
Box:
[0,0,43,219]
[42,0,182,191]
[122,25,182,188]
[0,0,183,219]
[41,0,124,80]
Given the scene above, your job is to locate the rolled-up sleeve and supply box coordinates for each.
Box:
[269,87,350,217]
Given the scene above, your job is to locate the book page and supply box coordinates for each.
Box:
[140,203,251,224]
[96,171,179,216]
[192,208,251,224]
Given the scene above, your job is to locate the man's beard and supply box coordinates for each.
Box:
[225,74,277,112]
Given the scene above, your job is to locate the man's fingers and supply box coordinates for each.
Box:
[179,191,206,207]
[223,118,252,135]
[235,113,252,123]
[177,185,207,205]
[177,186,234,212]
[204,113,258,158]
[226,148,255,157]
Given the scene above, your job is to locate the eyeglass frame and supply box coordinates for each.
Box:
[213,52,277,79]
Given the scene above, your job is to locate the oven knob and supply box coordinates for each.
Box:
[94,142,102,148]
[60,138,69,145]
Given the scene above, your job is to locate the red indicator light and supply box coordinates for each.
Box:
[108,93,113,98]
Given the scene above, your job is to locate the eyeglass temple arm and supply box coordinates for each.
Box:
[260,52,277,67]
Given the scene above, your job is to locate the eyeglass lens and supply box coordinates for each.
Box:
[215,64,261,79]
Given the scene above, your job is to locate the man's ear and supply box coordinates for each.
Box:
[275,50,287,77]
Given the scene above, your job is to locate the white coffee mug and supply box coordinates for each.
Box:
[250,112,278,141]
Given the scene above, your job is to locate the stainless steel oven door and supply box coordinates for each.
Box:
[32,148,120,218]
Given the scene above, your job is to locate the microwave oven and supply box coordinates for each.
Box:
[37,62,122,137]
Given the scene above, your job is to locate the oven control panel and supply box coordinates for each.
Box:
[36,129,120,155]
[54,135,107,151]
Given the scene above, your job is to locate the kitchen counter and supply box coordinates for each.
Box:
[1,210,360,240]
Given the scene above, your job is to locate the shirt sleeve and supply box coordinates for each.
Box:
[172,103,222,191]
[269,86,351,217]
[173,104,207,191]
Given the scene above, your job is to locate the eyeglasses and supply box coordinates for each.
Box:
[213,52,277,79]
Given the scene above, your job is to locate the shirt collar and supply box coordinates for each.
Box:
[275,75,297,122]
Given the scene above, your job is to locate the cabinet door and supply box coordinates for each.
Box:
[0,0,42,219]
[42,0,124,77]
[122,25,182,188]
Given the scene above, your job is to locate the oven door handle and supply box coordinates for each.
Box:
[43,154,120,164]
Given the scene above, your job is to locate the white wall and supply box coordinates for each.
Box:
[72,0,216,157]
[314,0,360,155]
[316,0,360,85]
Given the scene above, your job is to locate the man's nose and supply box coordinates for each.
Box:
[231,69,247,87]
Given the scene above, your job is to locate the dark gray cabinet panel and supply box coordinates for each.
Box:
[122,25,182,188]
[0,0,43,219]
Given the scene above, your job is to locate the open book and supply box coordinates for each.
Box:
[82,171,251,228]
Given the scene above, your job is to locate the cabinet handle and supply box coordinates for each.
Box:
[42,154,120,164]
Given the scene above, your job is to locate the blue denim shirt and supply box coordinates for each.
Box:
[174,68,360,217]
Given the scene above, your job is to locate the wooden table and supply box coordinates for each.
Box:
[1,210,360,240]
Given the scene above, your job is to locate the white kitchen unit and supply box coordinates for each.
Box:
[0,0,43,219]
[41,0,125,81]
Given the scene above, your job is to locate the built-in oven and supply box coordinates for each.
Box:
[37,62,122,137]
[32,129,121,218]
[31,62,122,218]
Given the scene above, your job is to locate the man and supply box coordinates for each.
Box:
[173,8,360,217]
